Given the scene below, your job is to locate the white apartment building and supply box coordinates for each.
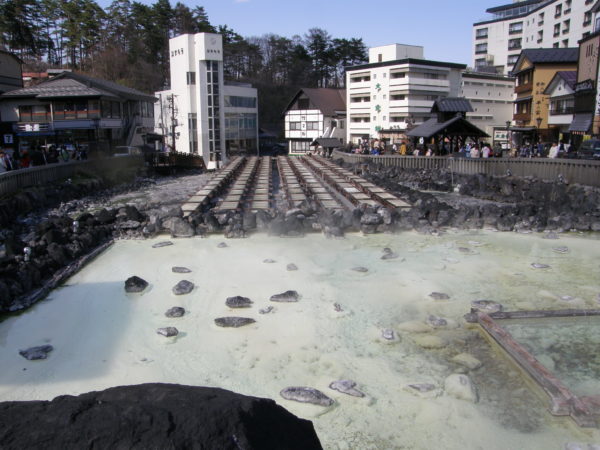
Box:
[345,44,465,144]
[473,0,598,75]
[154,33,258,169]
[461,72,515,146]
[283,88,346,154]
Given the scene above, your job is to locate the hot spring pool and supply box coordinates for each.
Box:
[1,230,599,449]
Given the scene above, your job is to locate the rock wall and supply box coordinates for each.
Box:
[0,383,323,450]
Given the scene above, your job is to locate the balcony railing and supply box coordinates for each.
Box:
[513,112,532,122]
[550,107,574,115]
[515,83,533,93]
[508,44,522,50]
[475,49,488,54]
[476,33,488,40]
[509,28,523,35]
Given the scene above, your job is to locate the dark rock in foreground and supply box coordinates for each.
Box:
[226,296,253,308]
[124,276,148,293]
[165,306,185,318]
[19,345,53,360]
[280,387,334,406]
[0,383,323,450]
[172,280,194,295]
[270,290,300,302]
[214,317,256,328]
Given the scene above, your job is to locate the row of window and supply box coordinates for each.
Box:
[350,71,446,83]
[18,100,153,122]
[224,95,256,108]
[289,121,319,130]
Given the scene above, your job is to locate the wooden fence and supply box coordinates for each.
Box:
[0,155,144,197]
[332,150,600,187]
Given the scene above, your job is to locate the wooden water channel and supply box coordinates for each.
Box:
[181,155,410,218]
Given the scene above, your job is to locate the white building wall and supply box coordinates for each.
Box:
[285,109,324,153]
[461,73,515,142]
[346,60,465,143]
[473,0,595,74]
[368,44,424,63]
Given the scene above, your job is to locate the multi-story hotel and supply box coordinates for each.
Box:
[472,0,598,74]
[345,44,465,144]
[155,33,258,169]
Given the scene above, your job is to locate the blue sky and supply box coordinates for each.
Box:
[97,0,501,66]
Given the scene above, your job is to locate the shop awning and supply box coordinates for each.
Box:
[569,113,593,133]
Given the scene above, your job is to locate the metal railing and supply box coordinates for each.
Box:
[0,155,144,197]
[332,150,600,187]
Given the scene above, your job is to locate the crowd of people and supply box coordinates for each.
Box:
[0,143,87,173]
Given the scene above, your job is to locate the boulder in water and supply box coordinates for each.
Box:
[165,307,185,318]
[19,345,53,360]
[531,263,550,269]
[328,380,365,398]
[217,242,228,248]
[157,327,179,337]
[452,353,483,370]
[226,296,253,308]
[286,263,298,271]
[172,267,191,274]
[259,306,274,314]
[381,329,395,340]
[427,315,448,328]
[429,292,450,300]
[125,276,148,293]
[263,259,276,264]
[553,246,569,254]
[471,300,503,313]
[214,317,256,328]
[172,280,194,295]
[444,374,479,403]
[280,387,334,407]
[270,290,299,303]
[351,266,368,273]
[152,241,173,248]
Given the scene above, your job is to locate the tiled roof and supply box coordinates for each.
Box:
[1,71,155,101]
[301,88,346,116]
[431,97,473,113]
[520,48,579,64]
[310,137,343,148]
[407,116,488,139]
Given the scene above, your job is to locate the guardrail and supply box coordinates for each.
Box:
[0,155,144,197]
[332,150,600,187]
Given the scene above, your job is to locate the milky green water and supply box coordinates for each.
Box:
[0,230,599,449]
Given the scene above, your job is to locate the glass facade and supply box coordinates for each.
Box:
[205,60,221,162]
[224,95,256,108]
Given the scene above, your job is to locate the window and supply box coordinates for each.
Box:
[563,19,570,33]
[378,53,382,62]
[555,4,562,17]
[373,74,377,79]
[538,12,544,25]
[390,72,406,79]
[584,11,592,26]
[475,58,487,68]
[383,94,386,99]
[564,0,571,14]
[289,121,301,130]
[306,122,319,130]
[475,43,488,54]
[224,96,256,108]
[554,23,561,37]
[537,30,544,43]
[186,72,196,85]
[339,120,344,129]
[553,42,560,48]
[373,116,376,121]
[383,116,386,121]
[476,27,488,39]
[509,22,523,34]
[562,39,569,47]
[297,98,309,109]
[383,73,386,78]
[508,38,522,50]
[391,94,405,101]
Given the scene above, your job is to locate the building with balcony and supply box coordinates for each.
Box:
[345,44,465,145]
[511,47,578,144]
[283,88,346,154]
[472,0,598,75]
[460,71,516,148]
[155,33,258,169]
[543,70,576,140]
[0,71,155,155]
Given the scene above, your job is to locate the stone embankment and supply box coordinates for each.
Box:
[0,383,323,450]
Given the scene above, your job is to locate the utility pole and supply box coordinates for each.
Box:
[167,94,178,153]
